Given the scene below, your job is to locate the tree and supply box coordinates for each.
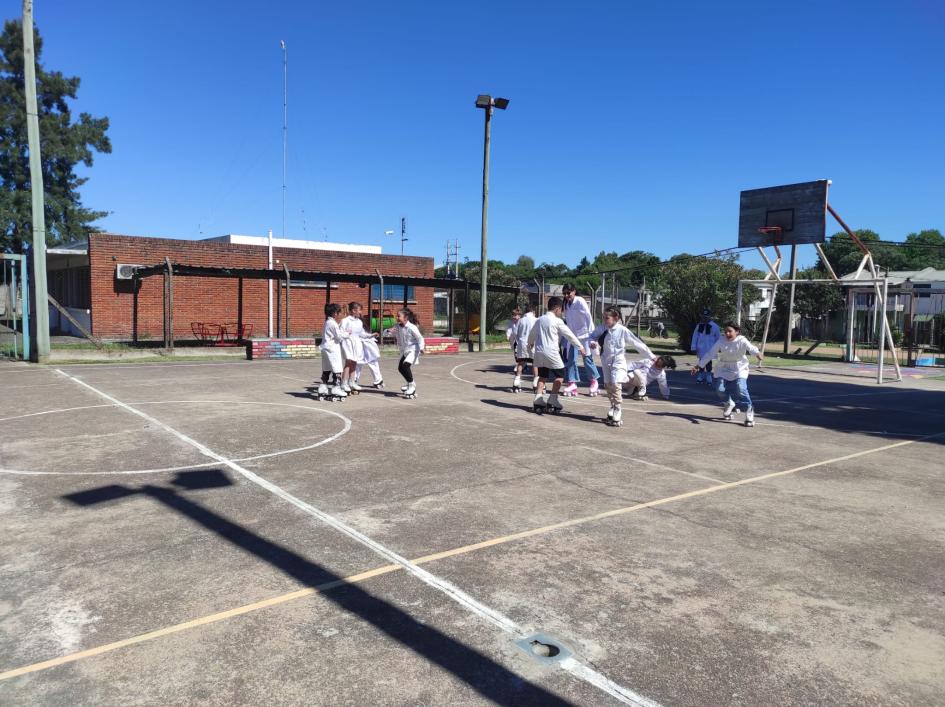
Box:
[817,229,911,275]
[770,267,844,340]
[902,229,945,270]
[461,260,525,334]
[515,255,535,271]
[0,20,110,252]
[655,254,759,350]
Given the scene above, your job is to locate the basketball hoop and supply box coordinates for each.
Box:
[757,226,784,245]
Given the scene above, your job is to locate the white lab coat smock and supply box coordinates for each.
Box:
[691,319,721,359]
[527,312,582,371]
[563,295,595,346]
[320,318,349,373]
[506,319,520,359]
[589,323,654,385]
[697,335,759,381]
[385,321,425,365]
[633,358,671,399]
[514,312,537,360]
[340,315,371,363]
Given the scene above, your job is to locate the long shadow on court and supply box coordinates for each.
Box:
[470,363,945,445]
[63,470,572,706]
[480,398,604,425]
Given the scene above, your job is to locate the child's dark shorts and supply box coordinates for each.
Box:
[538,366,566,380]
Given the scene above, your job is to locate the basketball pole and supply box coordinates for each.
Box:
[783,245,798,354]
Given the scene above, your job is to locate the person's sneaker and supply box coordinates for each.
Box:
[723,400,736,420]
[588,378,599,396]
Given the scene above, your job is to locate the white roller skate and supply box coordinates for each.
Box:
[330,383,348,401]
[531,377,539,391]
[630,386,648,402]
[546,393,563,414]
[512,375,522,393]
[401,383,409,392]
[372,379,385,389]
[348,381,362,394]
[402,382,417,399]
[745,407,755,427]
[341,381,354,395]
[606,405,615,422]
[532,393,548,414]
[315,382,330,401]
[562,382,578,397]
[608,404,623,427]
[723,400,736,421]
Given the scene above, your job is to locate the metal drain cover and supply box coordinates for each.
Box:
[515,632,573,665]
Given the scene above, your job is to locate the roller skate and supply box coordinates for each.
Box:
[607,404,623,427]
[348,381,362,395]
[532,393,548,414]
[512,375,523,393]
[745,407,755,427]
[630,386,648,402]
[531,377,539,392]
[588,379,600,397]
[546,393,563,414]
[315,382,330,401]
[341,381,355,396]
[402,382,418,399]
[401,383,409,392]
[372,379,385,389]
[329,383,348,402]
[606,405,615,422]
[562,382,578,397]
[723,400,736,421]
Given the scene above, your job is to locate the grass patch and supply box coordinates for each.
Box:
[51,341,132,352]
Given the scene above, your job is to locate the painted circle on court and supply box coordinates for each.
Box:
[0,400,351,476]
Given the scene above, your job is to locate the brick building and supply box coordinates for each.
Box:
[48,233,435,341]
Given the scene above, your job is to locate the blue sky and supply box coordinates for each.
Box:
[10,0,945,270]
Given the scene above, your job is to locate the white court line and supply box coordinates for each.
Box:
[53,369,655,706]
[580,446,724,484]
[0,401,351,476]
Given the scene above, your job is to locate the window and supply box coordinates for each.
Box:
[281,280,338,289]
[370,284,415,302]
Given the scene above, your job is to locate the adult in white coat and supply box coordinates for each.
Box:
[589,307,655,425]
[690,308,721,384]
[562,283,601,396]
[526,296,585,412]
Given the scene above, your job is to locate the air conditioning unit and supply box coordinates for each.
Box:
[116,263,143,280]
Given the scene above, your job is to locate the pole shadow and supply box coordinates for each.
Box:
[63,470,572,705]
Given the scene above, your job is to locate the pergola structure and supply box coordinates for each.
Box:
[133,260,521,350]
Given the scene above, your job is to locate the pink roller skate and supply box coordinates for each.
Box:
[562,382,578,397]
[588,378,600,397]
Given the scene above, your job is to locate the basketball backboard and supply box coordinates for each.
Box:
[738,180,829,247]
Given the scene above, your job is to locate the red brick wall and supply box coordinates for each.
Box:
[88,233,435,340]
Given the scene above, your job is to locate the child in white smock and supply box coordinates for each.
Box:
[692,321,763,426]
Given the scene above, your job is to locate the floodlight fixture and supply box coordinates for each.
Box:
[493,97,510,110]
[475,94,491,108]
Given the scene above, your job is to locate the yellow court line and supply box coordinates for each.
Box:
[3,430,941,682]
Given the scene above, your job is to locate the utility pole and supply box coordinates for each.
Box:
[637,275,645,333]
[400,217,408,256]
[22,0,49,362]
[474,94,509,352]
[281,40,287,240]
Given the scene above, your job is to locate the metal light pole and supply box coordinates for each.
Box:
[474,94,509,352]
[22,0,49,362]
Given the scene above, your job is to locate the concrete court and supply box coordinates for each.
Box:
[1,352,943,706]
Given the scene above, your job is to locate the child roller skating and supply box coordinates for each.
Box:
[561,283,601,397]
[526,296,585,415]
[510,305,538,393]
[692,321,763,427]
[691,308,721,385]
[384,307,424,400]
[341,302,381,394]
[317,303,351,402]
[589,307,655,427]
[627,355,677,402]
